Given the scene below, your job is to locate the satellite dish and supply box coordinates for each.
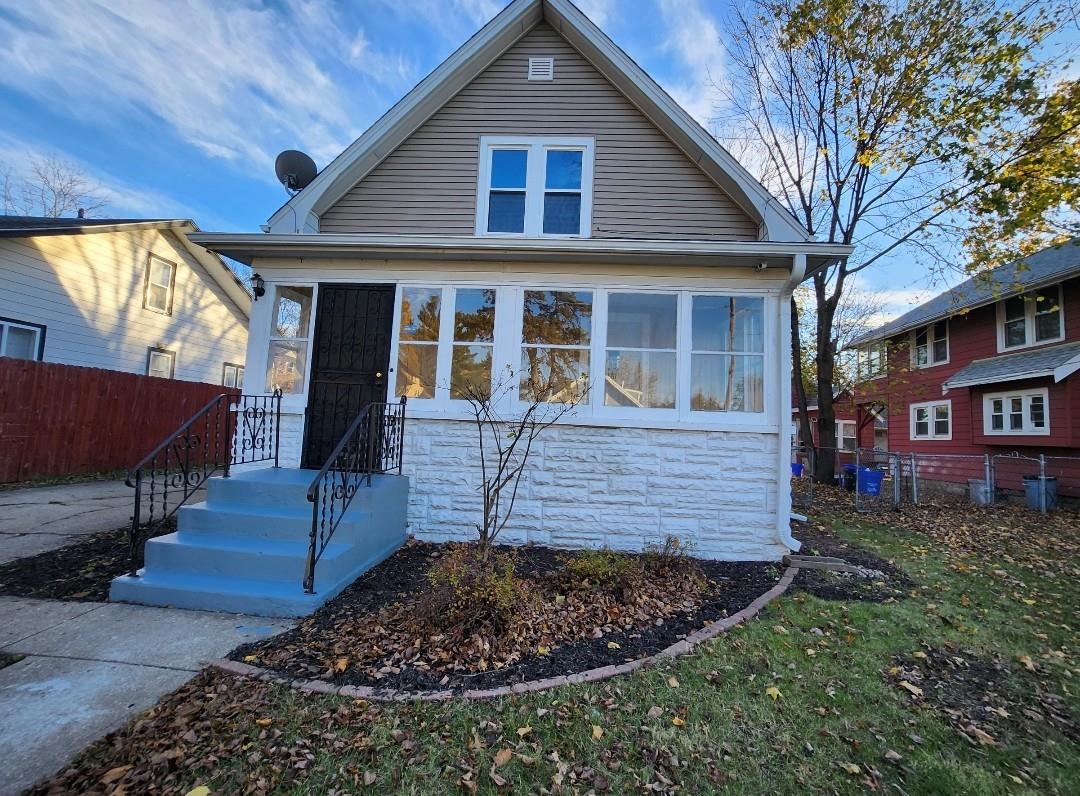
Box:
[275,150,317,193]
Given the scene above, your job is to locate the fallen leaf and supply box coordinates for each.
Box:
[335,657,349,672]
[254,718,273,727]
[607,641,621,649]
[773,625,789,635]
[516,725,532,738]
[912,651,927,659]
[884,750,903,764]
[591,724,604,740]
[647,706,663,719]
[184,788,210,796]
[489,768,508,788]
[100,766,132,785]
[899,681,923,698]
[537,645,550,655]
[672,717,686,727]
[494,748,513,767]
[765,685,782,701]
[242,655,257,663]
[667,676,680,688]
[967,725,996,746]
[364,771,377,786]
[840,762,861,775]
[1018,654,1036,672]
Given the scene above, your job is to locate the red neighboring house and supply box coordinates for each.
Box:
[849,239,1080,496]
[792,390,885,451]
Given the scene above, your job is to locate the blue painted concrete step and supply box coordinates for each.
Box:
[109,467,410,617]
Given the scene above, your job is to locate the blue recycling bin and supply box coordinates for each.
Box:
[857,467,884,496]
[791,462,804,477]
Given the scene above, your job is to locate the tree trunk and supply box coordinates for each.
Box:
[790,298,816,466]
[815,294,839,485]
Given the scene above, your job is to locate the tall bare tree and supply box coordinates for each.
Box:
[2,154,108,218]
[718,0,1077,482]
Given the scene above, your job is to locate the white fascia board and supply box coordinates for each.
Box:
[189,232,851,266]
[266,0,542,233]
[1054,353,1080,383]
[544,0,809,243]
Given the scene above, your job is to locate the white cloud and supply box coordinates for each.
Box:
[0,0,421,180]
[574,0,614,27]
[655,0,725,127]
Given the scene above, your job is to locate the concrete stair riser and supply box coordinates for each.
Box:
[177,503,372,543]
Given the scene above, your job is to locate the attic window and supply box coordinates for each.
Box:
[528,57,555,81]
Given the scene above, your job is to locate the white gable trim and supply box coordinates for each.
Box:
[266,0,809,243]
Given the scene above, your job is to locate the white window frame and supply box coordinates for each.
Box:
[982,387,1049,436]
[143,254,177,315]
[910,320,949,368]
[856,341,886,381]
[996,285,1065,352]
[388,283,775,428]
[0,316,45,360]
[909,399,952,441]
[147,347,175,379]
[222,362,244,389]
[836,419,857,450]
[475,136,595,239]
[264,284,315,396]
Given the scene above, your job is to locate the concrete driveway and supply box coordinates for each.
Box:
[0,596,292,796]
[0,479,205,564]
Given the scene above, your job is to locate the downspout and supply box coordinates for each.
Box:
[777,253,807,552]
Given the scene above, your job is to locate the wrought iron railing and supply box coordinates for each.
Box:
[304,398,406,593]
[125,390,282,575]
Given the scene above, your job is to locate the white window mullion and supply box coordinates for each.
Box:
[676,291,692,422]
[590,289,607,414]
[435,286,456,407]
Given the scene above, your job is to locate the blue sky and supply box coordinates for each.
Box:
[0,0,1075,318]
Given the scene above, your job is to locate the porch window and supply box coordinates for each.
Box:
[856,341,885,380]
[520,290,592,402]
[477,137,594,238]
[0,317,45,360]
[910,400,951,440]
[689,295,764,412]
[912,320,948,367]
[604,293,677,409]
[999,285,1064,350]
[143,254,176,315]
[265,286,312,394]
[396,286,441,399]
[450,288,496,399]
[984,388,1048,435]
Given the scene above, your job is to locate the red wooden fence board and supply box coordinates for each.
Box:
[0,359,239,483]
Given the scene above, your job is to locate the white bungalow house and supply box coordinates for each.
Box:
[112,0,850,617]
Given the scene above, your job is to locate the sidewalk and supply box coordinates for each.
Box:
[0,596,293,796]
[0,479,204,564]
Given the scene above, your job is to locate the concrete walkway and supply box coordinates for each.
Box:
[0,479,205,564]
[0,596,293,795]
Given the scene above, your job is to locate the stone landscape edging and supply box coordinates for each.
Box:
[210,565,799,701]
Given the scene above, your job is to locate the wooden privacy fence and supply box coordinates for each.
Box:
[0,359,239,484]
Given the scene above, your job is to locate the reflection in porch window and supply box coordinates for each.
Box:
[451,288,495,399]
[265,286,312,394]
[520,290,591,402]
[604,293,677,408]
[690,295,764,412]
[396,286,441,399]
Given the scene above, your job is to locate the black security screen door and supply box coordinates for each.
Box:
[302,283,395,469]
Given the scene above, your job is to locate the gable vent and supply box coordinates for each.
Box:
[528,57,555,81]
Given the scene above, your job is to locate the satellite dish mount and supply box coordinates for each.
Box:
[275,150,318,195]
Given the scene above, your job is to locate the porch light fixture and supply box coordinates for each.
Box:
[251,273,266,301]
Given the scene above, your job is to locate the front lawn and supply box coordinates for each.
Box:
[26,508,1079,795]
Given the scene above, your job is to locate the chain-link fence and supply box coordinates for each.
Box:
[790,446,1080,514]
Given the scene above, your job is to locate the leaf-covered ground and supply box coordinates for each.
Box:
[25,502,1080,795]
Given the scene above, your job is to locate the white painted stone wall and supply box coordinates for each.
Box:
[277,412,786,560]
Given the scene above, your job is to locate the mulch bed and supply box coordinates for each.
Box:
[231,541,784,693]
[0,519,174,602]
[792,523,913,602]
[886,646,1079,750]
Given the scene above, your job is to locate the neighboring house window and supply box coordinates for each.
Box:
[147,347,175,379]
[689,295,764,413]
[0,317,45,360]
[983,388,1048,435]
[912,320,948,367]
[520,289,592,402]
[265,286,313,394]
[856,341,886,380]
[836,420,857,450]
[391,286,770,422]
[476,136,594,238]
[222,363,244,389]
[998,286,1064,350]
[910,400,951,440]
[143,254,177,315]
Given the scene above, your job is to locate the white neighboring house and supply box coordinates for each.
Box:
[192,0,852,561]
[0,216,250,385]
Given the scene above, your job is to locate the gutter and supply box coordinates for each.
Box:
[777,253,808,552]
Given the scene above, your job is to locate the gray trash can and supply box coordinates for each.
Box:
[1022,475,1058,510]
[967,478,993,507]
